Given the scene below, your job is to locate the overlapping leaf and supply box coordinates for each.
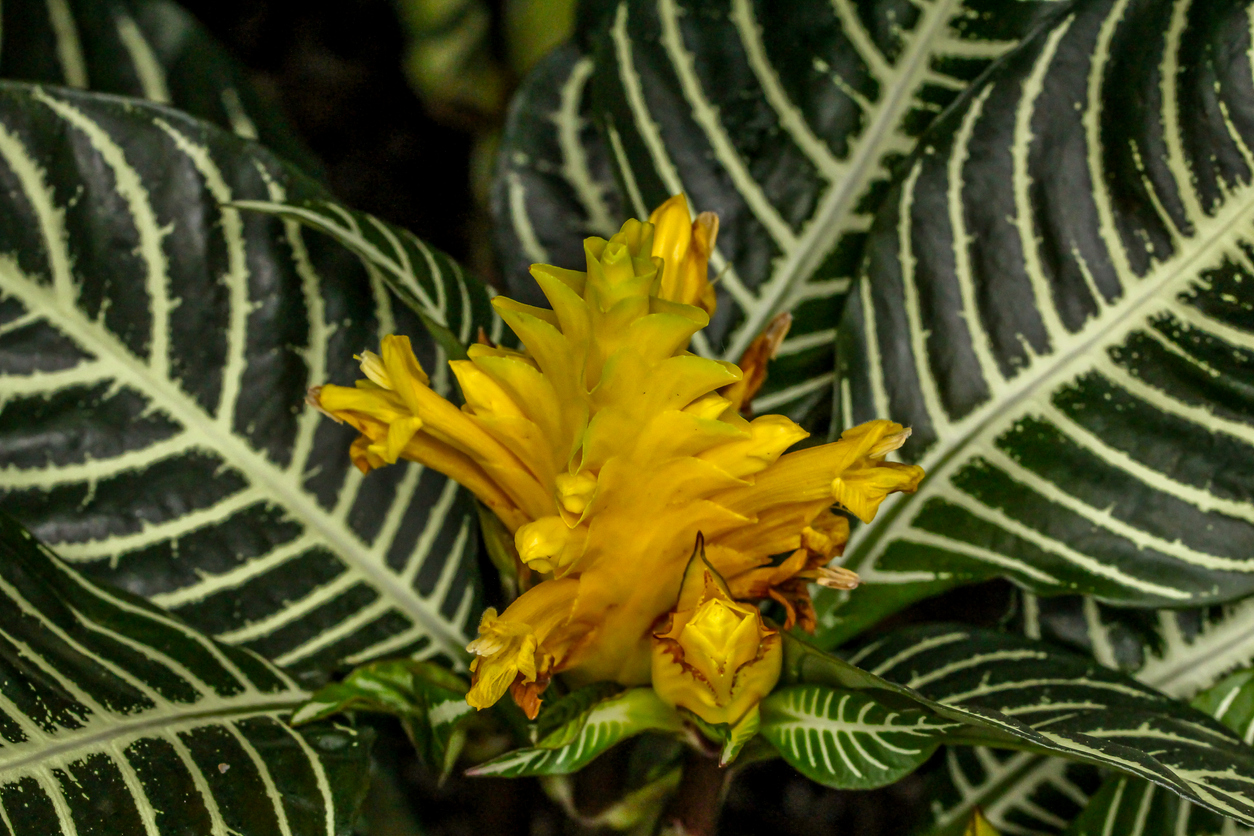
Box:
[920,592,1254,834]
[1066,668,1254,835]
[231,197,502,359]
[760,684,958,789]
[492,43,623,308]
[0,513,371,835]
[790,625,1254,825]
[291,659,474,778]
[583,0,1068,428]
[840,0,1254,607]
[0,0,320,174]
[0,81,489,674]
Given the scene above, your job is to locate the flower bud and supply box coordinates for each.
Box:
[554,471,598,516]
[652,557,782,725]
[514,516,585,574]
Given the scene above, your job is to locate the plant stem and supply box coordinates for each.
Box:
[664,747,725,835]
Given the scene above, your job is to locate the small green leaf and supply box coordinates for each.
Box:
[467,687,684,777]
[720,705,761,767]
[534,681,624,746]
[760,684,957,790]
[293,659,474,779]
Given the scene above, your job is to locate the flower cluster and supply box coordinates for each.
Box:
[313,195,923,724]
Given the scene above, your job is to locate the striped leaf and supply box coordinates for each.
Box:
[586,0,1068,428]
[839,0,1254,607]
[466,687,685,777]
[0,81,488,674]
[918,594,1254,835]
[0,513,372,836]
[815,625,1254,825]
[492,42,623,309]
[1065,668,1254,836]
[921,747,1100,836]
[0,0,320,174]
[291,659,473,780]
[760,683,959,790]
[230,198,502,359]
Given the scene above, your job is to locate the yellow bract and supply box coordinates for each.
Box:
[652,552,782,725]
[313,195,924,719]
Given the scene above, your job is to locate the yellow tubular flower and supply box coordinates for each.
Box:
[312,194,925,718]
[651,549,781,725]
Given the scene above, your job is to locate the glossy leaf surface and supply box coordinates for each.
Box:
[467,687,684,777]
[0,82,489,673]
[841,0,1254,607]
[586,0,1068,427]
[760,684,957,789]
[0,514,372,835]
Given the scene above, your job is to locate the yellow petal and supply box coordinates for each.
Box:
[832,460,925,523]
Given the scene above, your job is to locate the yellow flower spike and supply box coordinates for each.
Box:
[315,194,926,718]
[649,194,719,315]
[651,547,782,726]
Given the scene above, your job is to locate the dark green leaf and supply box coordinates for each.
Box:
[1065,668,1254,836]
[230,197,501,361]
[492,43,623,308]
[0,513,372,835]
[586,0,1067,430]
[916,588,1254,835]
[839,0,1254,607]
[0,81,488,674]
[844,625,1254,826]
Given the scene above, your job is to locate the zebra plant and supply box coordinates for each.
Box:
[3,0,1254,834]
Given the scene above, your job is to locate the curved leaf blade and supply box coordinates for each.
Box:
[918,592,1254,836]
[760,684,957,790]
[0,513,371,836]
[841,0,1254,606]
[1065,668,1254,835]
[588,0,1068,427]
[231,198,502,359]
[467,687,684,777]
[492,42,623,308]
[0,82,488,673]
[846,625,1254,826]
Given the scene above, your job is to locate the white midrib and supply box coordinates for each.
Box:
[2,267,470,660]
[849,178,1254,573]
[0,691,306,774]
[723,0,965,361]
